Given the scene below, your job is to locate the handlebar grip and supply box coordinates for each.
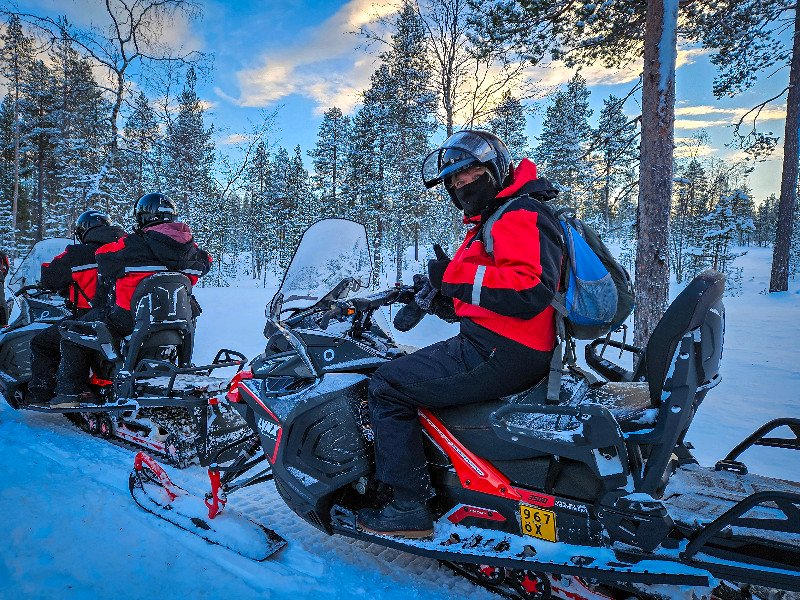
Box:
[433,244,448,260]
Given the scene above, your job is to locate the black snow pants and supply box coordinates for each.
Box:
[369,322,552,502]
[29,308,89,401]
[28,320,67,400]
[56,306,133,395]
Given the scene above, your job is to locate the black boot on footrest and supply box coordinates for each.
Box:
[357,499,434,539]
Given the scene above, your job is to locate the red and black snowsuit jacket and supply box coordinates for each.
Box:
[0,250,9,279]
[95,222,212,313]
[440,159,563,352]
[39,225,127,315]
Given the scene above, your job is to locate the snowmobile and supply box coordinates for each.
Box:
[130,219,800,599]
[0,239,252,468]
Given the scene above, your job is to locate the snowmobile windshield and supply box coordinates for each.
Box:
[275,219,372,313]
[422,131,498,189]
[8,238,72,292]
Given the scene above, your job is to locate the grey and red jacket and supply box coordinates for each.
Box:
[95,222,212,312]
[440,159,563,352]
[40,225,126,313]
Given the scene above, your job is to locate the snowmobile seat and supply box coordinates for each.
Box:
[121,272,196,373]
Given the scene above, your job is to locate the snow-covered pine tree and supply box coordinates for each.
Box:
[270,146,293,271]
[593,94,639,232]
[123,91,160,200]
[535,73,594,215]
[49,30,113,234]
[21,58,58,243]
[346,81,391,287]
[308,107,351,218]
[164,67,219,280]
[285,145,313,258]
[165,67,216,225]
[671,159,709,283]
[243,140,272,283]
[753,194,778,248]
[486,90,528,162]
[377,1,438,282]
[0,14,34,254]
[701,189,755,295]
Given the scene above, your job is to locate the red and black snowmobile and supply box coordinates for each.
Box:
[130,219,800,599]
[1,239,251,468]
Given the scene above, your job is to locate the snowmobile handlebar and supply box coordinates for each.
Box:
[14,284,44,297]
[318,285,414,330]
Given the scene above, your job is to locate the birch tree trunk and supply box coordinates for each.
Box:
[634,0,678,346]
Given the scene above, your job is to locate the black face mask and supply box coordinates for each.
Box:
[454,172,499,217]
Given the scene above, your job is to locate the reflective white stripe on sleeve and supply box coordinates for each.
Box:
[472,265,486,305]
[71,263,97,272]
[181,269,203,276]
[124,265,168,273]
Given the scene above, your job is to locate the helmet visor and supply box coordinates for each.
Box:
[421,131,498,189]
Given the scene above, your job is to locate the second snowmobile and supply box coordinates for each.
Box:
[131,219,800,599]
[1,239,252,467]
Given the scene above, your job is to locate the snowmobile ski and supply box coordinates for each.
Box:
[129,452,286,560]
[24,401,138,414]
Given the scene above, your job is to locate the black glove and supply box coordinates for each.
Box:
[429,294,459,323]
[427,244,450,289]
[393,302,426,332]
[393,276,438,332]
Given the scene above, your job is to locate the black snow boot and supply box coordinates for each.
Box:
[357,499,434,539]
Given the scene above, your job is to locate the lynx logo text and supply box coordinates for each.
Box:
[257,417,280,439]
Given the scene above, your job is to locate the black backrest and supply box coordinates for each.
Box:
[123,273,195,371]
[639,270,726,407]
[631,270,726,495]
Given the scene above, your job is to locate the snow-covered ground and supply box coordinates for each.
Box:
[0,246,797,599]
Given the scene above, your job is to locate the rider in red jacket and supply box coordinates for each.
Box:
[26,211,125,405]
[357,131,563,538]
[52,193,211,408]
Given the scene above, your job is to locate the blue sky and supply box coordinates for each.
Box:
[18,0,790,202]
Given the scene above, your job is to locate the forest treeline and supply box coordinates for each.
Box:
[0,0,797,308]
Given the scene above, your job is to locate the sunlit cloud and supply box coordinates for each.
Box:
[674,103,786,131]
[525,48,707,90]
[229,0,401,112]
[674,143,717,159]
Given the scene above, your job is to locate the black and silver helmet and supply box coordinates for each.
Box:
[134,192,177,228]
[422,130,513,208]
[75,210,112,243]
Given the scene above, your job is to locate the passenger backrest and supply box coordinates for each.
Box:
[630,270,726,495]
[123,272,195,372]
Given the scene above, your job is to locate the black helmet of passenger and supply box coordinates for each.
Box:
[134,192,177,228]
[75,209,112,243]
[421,130,513,209]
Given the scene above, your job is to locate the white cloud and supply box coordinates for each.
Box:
[525,48,707,90]
[220,133,250,145]
[674,104,786,131]
[230,0,401,112]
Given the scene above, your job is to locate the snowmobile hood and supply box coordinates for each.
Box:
[139,223,198,269]
[82,224,126,247]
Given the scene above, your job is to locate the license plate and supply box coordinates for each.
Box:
[519,505,557,542]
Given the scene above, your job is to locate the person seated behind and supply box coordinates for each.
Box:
[52,193,212,408]
[25,211,126,405]
[356,130,563,539]
[0,249,10,326]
